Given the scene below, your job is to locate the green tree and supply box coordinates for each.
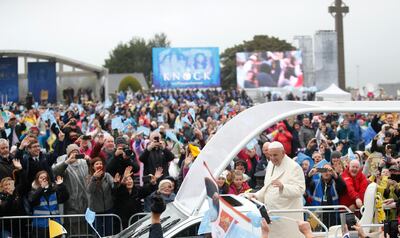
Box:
[220,35,295,89]
[118,76,142,92]
[104,33,170,84]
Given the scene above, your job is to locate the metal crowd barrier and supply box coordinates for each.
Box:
[304,205,353,230]
[128,212,150,226]
[0,213,122,238]
[269,208,329,238]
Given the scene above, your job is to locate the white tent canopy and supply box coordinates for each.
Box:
[315,83,351,101]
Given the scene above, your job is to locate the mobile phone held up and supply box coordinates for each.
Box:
[316,168,328,173]
[345,213,357,231]
[75,154,85,159]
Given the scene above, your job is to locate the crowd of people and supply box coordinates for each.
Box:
[0,87,399,237]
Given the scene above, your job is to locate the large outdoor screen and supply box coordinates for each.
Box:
[236,51,303,88]
[152,47,220,89]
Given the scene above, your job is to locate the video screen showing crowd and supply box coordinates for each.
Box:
[236,51,303,89]
[0,88,399,237]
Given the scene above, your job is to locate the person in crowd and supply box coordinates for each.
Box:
[296,152,314,205]
[145,179,176,212]
[113,166,163,228]
[0,114,26,147]
[283,119,301,157]
[77,134,93,156]
[139,131,175,179]
[255,142,270,174]
[236,146,259,187]
[228,170,251,195]
[16,134,64,186]
[29,171,69,238]
[52,143,90,235]
[273,122,292,156]
[23,109,38,129]
[148,193,166,238]
[247,141,305,238]
[347,113,364,151]
[0,159,27,237]
[87,157,114,236]
[337,119,353,155]
[0,138,20,180]
[308,164,347,226]
[106,136,139,177]
[340,159,369,211]
[299,117,315,149]
[233,160,251,182]
[216,173,229,194]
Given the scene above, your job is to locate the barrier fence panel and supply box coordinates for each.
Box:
[0,214,122,238]
[269,208,329,238]
[128,213,150,226]
[304,205,353,231]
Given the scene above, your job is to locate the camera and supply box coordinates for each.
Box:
[154,136,160,142]
[123,148,133,157]
[82,135,91,140]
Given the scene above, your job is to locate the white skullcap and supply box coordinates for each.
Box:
[268,141,284,150]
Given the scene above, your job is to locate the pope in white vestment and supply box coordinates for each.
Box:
[252,141,306,238]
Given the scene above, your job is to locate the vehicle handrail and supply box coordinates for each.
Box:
[269,209,329,238]
[304,205,352,213]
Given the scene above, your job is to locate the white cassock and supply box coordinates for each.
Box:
[255,155,306,238]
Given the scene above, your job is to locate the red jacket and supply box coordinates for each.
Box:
[339,168,369,208]
[228,182,251,195]
[274,123,293,155]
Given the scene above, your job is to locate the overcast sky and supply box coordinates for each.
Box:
[1,0,399,88]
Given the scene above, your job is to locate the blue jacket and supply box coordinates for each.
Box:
[311,177,346,206]
[29,184,69,228]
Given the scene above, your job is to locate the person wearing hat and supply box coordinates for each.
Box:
[52,143,90,235]
[144,179,176,212]
[246,141,305,238]
[106,136,139,177]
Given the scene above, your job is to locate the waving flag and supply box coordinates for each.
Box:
[48,219,67,238]
[85,208,101,238]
